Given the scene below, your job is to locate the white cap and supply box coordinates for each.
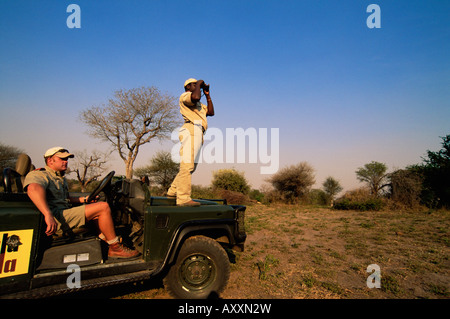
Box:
[44,147,74,159]
[184,78,197,88]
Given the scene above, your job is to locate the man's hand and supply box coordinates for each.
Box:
[204,83,214,117]
[202,83,210,93]
[76,195,99,204]
[86,195,100,203]
[44,215,58,236]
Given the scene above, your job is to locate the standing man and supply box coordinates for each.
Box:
[167,78,215,206]
[24,147,139,259]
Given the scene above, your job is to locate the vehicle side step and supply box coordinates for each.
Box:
[2,270,154,299]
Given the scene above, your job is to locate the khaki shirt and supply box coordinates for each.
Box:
[24,166,71,214]
[179,91,208,131]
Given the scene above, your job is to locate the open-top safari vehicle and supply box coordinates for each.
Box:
[0,154,246,298]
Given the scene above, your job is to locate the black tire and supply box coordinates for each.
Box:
[164,235,230,299]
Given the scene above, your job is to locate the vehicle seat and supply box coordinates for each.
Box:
[2,153,34,193]
[16,153,34,178]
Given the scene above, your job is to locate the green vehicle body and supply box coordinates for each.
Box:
[0,168,246,299]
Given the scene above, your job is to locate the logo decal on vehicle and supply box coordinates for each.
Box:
[0,230,33,278]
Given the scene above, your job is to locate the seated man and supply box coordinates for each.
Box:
[24,146,139,259]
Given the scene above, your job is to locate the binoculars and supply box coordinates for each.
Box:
[201,83,210,92]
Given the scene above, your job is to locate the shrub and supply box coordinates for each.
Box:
[191,185,249,205]
[216,189,249,205]
[333,187,385,211]
[267,162,315,203]
[191,185,217,199]
[260,189,284,204]
[212,168,250,194]
[333,198,384,211]
[340,187,372,201]
[249,189,265,202]
[306,189,329,206]
[389,168,423,208]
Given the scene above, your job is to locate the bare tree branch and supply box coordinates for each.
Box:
[70,150,110,192]
[79,86,180,178]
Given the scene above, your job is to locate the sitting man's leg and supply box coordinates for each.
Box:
[85,202,139,258]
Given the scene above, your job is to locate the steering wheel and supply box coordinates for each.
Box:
[87,171,115,203]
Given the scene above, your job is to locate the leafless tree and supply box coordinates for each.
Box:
[70,150,110,192]
[0,142,24,170]
[80,87,180,178]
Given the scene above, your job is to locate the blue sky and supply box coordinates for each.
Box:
[1,0,449,192]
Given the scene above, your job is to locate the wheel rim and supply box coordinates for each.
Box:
[179,254,216,291]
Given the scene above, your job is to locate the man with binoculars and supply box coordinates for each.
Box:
[167,78,215,206]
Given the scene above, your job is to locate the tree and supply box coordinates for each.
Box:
[420,134,450,208]
[80,87,180,179]
[0,142,24,170]
[0,143,25,189]
[355,161,389,197]
[322,176,343,205]
[134,151,178,191]
[70,150,110,192]
[389,168,423,208]
[212,168,250,194]
[268,162,315,202]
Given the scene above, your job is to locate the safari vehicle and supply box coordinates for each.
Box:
[0,154,246,299]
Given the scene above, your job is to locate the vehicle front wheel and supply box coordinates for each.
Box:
[164,235,230,299]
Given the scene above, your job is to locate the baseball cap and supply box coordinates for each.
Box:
[184,78,197,88]
[44,147,74,159]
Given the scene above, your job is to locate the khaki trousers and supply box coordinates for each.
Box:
[168,123,204,205]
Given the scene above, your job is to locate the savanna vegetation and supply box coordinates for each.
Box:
[1,133,448,299]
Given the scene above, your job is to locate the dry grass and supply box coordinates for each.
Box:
[115,203,449,299]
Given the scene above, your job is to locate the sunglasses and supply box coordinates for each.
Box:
[45,149,70,158]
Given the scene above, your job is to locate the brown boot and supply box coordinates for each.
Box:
[108,242,140,259]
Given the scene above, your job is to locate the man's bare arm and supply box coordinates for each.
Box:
[27,183,58,236]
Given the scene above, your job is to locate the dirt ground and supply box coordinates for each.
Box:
[109,203,449,299]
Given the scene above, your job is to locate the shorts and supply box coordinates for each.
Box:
[53,205,86,235]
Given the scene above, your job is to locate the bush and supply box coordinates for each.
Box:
[340,187,372,202]
[388,168,423,209]
[216,189,249,205]
[333,198,384,211]
[307,189,330,206]
[212,168,250,194]
[191,185,249,205]
[191,185,217,199]
[260,189,284,205]
[267,162,315,203]
[333,187,384,211]
[249,189,265,202]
